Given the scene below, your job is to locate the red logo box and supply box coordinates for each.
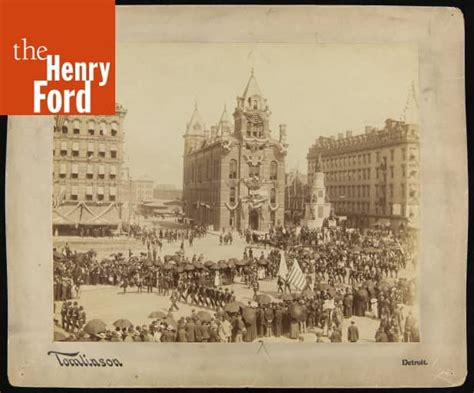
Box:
[0,0,115,115]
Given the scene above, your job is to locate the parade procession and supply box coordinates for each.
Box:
[52,69,421,345]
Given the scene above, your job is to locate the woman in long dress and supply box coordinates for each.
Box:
[214,271,221,287]
[289,318,300,339]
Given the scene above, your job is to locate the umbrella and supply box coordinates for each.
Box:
[83,319,107,335]
[256,294,272,305]
[185,264,195,271]
[197,311,212,322]
[228,258,239,264]
[235,259,248,266]
[289,304,306,321]
[194,262,205,270]
[257,259,268,266]
[204,260,215,268]
[280,293,293,301]
[242,307,257,324]
[148,311,166,319]
[210,264,221,270]
[224,302,240,313]
[163,263,174,270]
[218,259,226,264]
[54,331,67,341]
[218,261,228,269]
[227,260,236,268]
[176,266,184,273]
[113,319,133,330]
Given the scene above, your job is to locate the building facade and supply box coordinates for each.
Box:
[284,170,309,225]
[130,176,154,203]
[153,184,182,200]
[52,104,127,234]
[307,118,420,230]
[182,71,288,231]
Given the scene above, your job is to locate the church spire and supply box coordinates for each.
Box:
[185,102,204,135]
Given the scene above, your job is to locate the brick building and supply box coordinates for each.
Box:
[284,170,309,225]
[182,71,288,231]
[52,104,127,235]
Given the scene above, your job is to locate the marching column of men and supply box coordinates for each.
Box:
[170,281,236,311]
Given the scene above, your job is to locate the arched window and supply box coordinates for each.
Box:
[270,188,276,204]
[270,161,278,180]
[229,187,236,203]
[229,159,237,179]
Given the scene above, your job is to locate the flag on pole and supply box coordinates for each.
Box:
[278,252,289,278]
[287,259,306,291]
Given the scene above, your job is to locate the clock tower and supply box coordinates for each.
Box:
[233,68,271,140]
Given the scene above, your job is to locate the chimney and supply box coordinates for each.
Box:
[210,125,217,139]
[279,124,287,143]
[203,128,210,139]
[338,132,344,140]
[346,130,352,138]
[365,126,373,134]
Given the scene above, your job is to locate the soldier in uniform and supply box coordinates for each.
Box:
[61,301,70,330]
[78,305,86,331]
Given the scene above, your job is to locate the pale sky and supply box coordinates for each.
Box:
[116,43,418,187]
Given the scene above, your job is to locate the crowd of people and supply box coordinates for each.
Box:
[54,222,420,343]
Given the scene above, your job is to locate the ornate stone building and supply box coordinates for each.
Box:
[182,71,288,231]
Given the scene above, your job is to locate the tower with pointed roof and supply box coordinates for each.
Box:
[183,103,206,153]
[233,68,271,140]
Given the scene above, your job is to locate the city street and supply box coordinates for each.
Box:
[54,232,417,343]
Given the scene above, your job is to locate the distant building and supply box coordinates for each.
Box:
[130,176,154,203]
[284,170,309,225]
[52,104,127,235]
[153,184,182,200]
[182,70,288,231]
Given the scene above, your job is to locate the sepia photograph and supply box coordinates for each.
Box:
[52,43,421,345]
[6,6,467,388]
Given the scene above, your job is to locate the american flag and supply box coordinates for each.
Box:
[287,259,306,291]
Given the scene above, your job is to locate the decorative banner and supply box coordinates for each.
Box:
[0,0,115,114]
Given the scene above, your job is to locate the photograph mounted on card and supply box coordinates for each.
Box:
[6,5,467,388]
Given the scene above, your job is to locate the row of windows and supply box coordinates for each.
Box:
[311,147,410,172]
[54,146,118,159]
[56,119,119,137]
[186,160,279,183]
[63,194,117,202]
[327,183,409,200]
[323,164,410,183]
[333,200,371,214]
[57,126,119,137]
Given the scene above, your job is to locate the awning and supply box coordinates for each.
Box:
[99,144,105,152]
[72,142,79,151]
[109,187,116,196]
[59,164,67,174]
[71,164,78,174]
[60,141,67,151]
[98,165,105,175]
[87,142,94,152]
